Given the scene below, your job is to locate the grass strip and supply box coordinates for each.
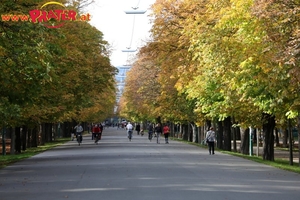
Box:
[171,137,300,174]
[0,138,70,169]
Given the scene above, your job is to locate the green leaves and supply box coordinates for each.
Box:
[0,0,116,126]
[119,0,300,129]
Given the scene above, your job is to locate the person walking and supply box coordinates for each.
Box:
[163,124,170,144]
[155,123,162,144]
[135,123,141,135]
[71,127,75,141]
[148,123,154,141]
[205,127,216,155]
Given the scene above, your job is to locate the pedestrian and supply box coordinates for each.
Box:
[91,123,95,140]
[148,123,154,141]
[205,127,216,155]
[135,123,141,135]
[155,123,162,144]
[99,123,103,140]
[71,127,75,141]
[163,124,170,144]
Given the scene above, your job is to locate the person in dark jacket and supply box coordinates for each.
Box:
[135,123,141,135]
[148,123,154,141]
[205,127,216,155]
[155,123,162,144]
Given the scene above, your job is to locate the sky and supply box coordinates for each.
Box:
[86,0,156,67]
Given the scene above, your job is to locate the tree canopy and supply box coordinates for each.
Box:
[0,0,117,128]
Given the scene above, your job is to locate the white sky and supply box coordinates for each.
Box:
[86,0,156,67]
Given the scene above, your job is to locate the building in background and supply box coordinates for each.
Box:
[114,65,132,118]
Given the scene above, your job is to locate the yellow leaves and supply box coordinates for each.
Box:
[119,0,300,126]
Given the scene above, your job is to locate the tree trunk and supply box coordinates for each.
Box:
[178,124,181,138]
[223,117,232,151]
[283,129,288,148]
[217,121,223,149]
[10,127,15,155]
[232,127,237,152]
[22,126,27,151]
[197,126,201,144]
[182,124,188,141]
[31,126,38,148]
[15,127,21,153]
[53,124,57,140]
[262,113,275,161]
[63,122,69,137]
[288,119,293,165]
[27,128,32,148]
[297,115,300,167]
[45,123,52,142]
[187,123,192,142]
[232,117,237,152]
[236,127,241,140]
[240,127,249,155]
[275,128,280,147]
[206,120,211,130]
[40,123,46,145]
[190,123,197,143]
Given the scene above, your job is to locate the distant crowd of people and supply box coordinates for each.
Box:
[123,122,170,144]
[71,121,215,154]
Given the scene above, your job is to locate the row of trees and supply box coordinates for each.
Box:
[1,0,116,154]
[118,0,300,164]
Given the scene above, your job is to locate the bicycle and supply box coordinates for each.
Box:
[128,130,133,141]
[76,133,82,146]
[94,133,100,144]
[148,131,153,141]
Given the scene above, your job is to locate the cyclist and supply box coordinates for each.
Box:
[92,124,101,144]
[126,122,133,141]
[74,123,83,145]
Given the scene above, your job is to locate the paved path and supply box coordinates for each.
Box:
[0,128,300,200]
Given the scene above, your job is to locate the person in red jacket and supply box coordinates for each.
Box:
[163,124,170,144]
[92,124,101,143]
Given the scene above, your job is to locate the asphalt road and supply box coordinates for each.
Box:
[0,127,300,200]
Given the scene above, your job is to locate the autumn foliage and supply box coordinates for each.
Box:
[120,0,300,161]
[0,1,116,137]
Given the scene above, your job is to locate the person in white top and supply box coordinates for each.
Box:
[74,123,83,142]
[74,123,83,134]
[126,122,133,141]
[205,127,216,155]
